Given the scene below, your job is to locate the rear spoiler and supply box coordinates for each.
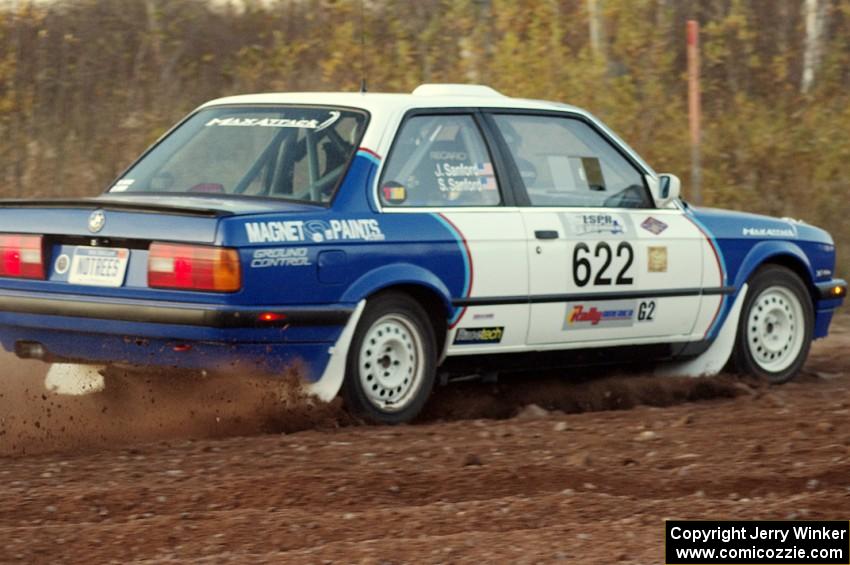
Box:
[0,197,230,218]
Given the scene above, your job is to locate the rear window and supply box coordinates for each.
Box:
[111,106,368,204]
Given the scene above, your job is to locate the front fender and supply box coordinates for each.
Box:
[732,240,814,290]
[340,263,455,315]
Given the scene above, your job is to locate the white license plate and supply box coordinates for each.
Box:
[68,247,130,287]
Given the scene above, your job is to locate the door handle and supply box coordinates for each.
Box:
[534,230,559,240]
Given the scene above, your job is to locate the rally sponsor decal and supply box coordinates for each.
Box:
[244,219,384,244]
[648,246,668,273]
[453,326,504,345]
[206,111,340,131]
[742,226,797,238]
[640,216,668,235]
[562,213,630,237]
[563,300,635,329]
[250,247,311,268]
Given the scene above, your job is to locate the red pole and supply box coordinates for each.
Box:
[687,20,702,205]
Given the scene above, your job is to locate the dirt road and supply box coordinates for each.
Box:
[1,317,849,563]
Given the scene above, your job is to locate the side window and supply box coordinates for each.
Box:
[379,115,501,207]
[492,114,652,209]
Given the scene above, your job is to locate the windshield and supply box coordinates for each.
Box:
[110,106,368,204]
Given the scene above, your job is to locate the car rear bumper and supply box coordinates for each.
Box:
[8,327,333,380]
[0,288,352,379]
[0,288,352,328]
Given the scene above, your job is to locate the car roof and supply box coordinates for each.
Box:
[196,84,656,177]
[198,84,587,115]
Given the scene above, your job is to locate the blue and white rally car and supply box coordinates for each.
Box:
[0,84,845,423]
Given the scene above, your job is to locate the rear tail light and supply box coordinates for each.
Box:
[0,234,45,280]
[148,243,241,292]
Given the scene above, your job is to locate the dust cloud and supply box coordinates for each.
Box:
[0,351,785,457]
[0,354,345,457]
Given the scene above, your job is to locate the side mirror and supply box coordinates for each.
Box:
[648,173,681,208]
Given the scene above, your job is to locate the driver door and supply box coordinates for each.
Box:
[487,112,705,347]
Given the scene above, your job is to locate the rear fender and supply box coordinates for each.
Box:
[340,263,454,317]
[307,264,453,402]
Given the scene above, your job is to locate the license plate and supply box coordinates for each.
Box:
[68,247,130,287]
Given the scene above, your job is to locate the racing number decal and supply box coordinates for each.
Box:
[593,242,612,285]
[572,243,592,286]
[615,242,634,285]
[572,242,635,287]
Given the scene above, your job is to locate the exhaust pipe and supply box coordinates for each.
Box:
[14,340,49,361]
[14,341,105,395]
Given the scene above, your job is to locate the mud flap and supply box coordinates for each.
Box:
[45,363,106,395]
[658,284,749,378]
[305,300,366,402]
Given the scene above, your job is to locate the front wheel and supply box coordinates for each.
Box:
[730,265,813,383]
[341,292,437,424]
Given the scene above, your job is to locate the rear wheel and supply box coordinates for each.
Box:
[341,292,437,424]
[731,265,813,383]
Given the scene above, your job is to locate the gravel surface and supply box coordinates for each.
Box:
[1,316,848,563]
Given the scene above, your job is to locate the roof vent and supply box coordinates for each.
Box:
[412,84,505,97]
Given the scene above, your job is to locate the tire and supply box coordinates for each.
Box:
[730,265,813,383]
[341,292,437,424]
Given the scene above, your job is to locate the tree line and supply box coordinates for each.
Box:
[1,0,849,270]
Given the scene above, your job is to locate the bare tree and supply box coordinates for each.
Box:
[588,0,606,63]
[801,0,828,94]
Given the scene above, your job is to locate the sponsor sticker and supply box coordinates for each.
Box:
[205,111,340,131]
[563,300,635,329]
[640,216,668,235]
[564,213,628,237]
[742,226,797,238]
[244,219,384,244]
[453,327,504,345]
[648,246,668,273]
[250,247,311,268]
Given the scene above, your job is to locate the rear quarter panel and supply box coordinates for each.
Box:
[220,210,465,312]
